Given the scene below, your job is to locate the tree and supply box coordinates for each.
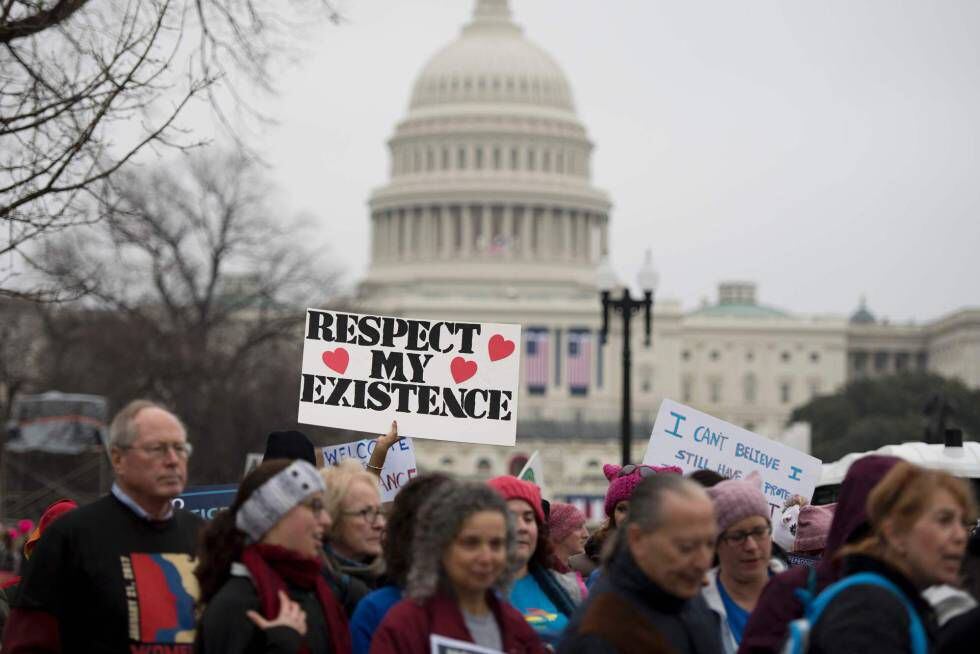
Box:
[32,149,340,482]
[791,372,980,461]
[1,0,339,300]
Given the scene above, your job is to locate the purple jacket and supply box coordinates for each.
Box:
[737,454,901,654]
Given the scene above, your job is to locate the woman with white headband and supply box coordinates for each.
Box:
[195,459,351,653]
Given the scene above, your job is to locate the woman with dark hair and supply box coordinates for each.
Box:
[370,481,544,654]
[194,459,351,653]
[348,473,452,654]
[488,476,580,647]
[807,462,976,654]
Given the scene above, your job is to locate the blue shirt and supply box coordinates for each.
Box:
[716,576,750,644]
[349,585,403,654]
[508,574,568,647]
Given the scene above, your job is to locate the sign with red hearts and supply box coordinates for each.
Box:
[298,308,522,446]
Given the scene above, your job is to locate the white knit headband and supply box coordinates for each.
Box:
[235,460,326,543]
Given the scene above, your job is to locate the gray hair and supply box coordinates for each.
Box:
[406,481,517,602]
[627,473,710,533]
[108,399,184,449]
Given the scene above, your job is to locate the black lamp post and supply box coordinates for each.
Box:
[597,250,658,466]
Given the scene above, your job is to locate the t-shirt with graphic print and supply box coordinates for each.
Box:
[12,493,203,653]
[508,573,568,647]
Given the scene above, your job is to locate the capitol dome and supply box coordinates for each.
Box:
[361,0,612,307]
[408,0,575,115]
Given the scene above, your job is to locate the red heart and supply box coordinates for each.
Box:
[321,348,349,375]
[450,357,478,384]
[488,334,515,362]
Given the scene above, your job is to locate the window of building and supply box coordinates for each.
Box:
[475,147,483,170]
[874,351,889,372]
[441,147,450,170]
[780,381,792,404]
[808,378,821,397]
[511,147,519,170]
[457,146,467,170]
[682,377,693,403]
[810,352,820,363]
[681,350,691,361]
[744,373,757,404]
[710,350,720,361]
[709,378,722,403]
[426,148,434,171]
[640,366,653,393]
[556,152,565,173]
[744,421,756,431]
[746,350,755,362]
[781,351,791,363]
[440,456,454,467]
[543,150,551,171]
[916,352,928,370]
[476,458,492,475]
[413,148,421,172]
[527,149,536,171]
[493,147,501,170]
[895,352,909,371]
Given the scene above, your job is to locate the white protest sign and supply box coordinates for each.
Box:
[298,309,521,446]
[642,399,822,518]
[322,437,418,502]
[430,634,502,654]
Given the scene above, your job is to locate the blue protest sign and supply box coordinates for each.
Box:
[172,484,238,520]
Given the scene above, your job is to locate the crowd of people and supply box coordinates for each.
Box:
[1,398,979,653]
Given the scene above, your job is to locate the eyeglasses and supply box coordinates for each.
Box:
[618,464,658,479]
[300,496,325,516]
[720,524,772,547]
[118,442,193,459]
[342,506,384,524]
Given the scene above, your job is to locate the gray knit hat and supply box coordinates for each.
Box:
[236,460,326,543]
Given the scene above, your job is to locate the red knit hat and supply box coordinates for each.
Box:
[488,475,545,524]
[24,498,78,559]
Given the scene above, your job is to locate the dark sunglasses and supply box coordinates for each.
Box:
[618,464,658,479]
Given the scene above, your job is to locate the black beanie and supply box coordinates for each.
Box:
[263,430,316,467]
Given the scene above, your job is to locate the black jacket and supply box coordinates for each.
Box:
[557,544,722,654]
[809,554,938,654]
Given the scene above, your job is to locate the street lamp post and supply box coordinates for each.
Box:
[597,251,659,466]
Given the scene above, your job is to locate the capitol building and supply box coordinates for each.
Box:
[357,0,980,514]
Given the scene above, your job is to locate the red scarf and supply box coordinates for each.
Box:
[241,543,351,654]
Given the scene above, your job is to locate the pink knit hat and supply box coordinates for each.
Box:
[488,475,545,524]
[706,472,770,534]
[794,503,836,553]
[548,502,586,543]
[603,463,683,518]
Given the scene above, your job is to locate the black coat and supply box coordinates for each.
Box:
[557,545,722,654]
[809,554,938,654]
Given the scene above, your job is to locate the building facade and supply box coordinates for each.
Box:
[356,0,980,515]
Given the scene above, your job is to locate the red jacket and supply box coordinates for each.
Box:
[370,590,545,654]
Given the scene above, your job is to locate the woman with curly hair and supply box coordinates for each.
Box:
[370,481,544,654]
[194,459,350,653]
[488,476,581,647]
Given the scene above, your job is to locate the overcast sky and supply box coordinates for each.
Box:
[247,0,979,323]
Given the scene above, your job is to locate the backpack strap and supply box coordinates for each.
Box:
[805,572,928,654]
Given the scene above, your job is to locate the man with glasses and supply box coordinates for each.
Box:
[5,400,204,653]
[702,472,784,654]
[559,474,722,654]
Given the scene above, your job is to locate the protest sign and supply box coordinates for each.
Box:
[172,484,238,520]
[298,309,521,446]
[322,437,418,502]
[430,634,502,654]
[642,399,822,518]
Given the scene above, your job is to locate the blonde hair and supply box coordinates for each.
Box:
[844,461,977,559]
[320,459,379,538]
